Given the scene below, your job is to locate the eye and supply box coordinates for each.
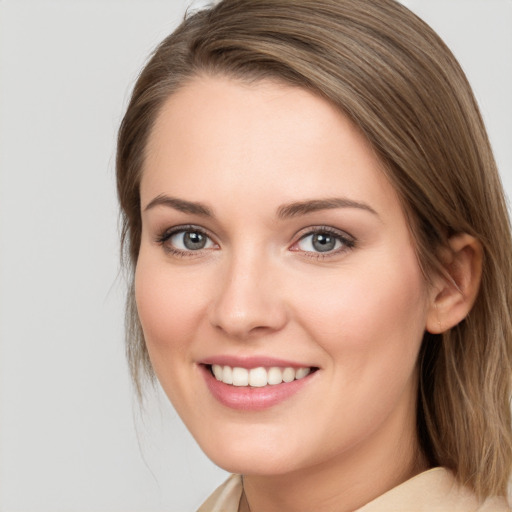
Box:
[292,228,355,256]
[157,226,217,254]
[170,230,214,251]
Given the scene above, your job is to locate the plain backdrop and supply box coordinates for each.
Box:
[0,1,510,511]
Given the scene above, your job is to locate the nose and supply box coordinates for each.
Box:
[208,251,288,340]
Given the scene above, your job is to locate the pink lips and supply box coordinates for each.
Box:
[198,356,317,411]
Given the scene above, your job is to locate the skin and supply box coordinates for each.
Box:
[136,75,443,512]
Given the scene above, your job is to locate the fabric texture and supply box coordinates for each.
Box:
[197,467,511,512]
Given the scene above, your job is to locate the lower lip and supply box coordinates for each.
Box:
[200,365,315,411]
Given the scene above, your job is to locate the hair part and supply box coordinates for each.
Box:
[117,0,512,497]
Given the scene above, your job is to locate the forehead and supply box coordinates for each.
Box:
[141,75,401,222]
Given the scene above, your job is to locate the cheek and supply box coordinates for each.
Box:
[134,254,206,357]
[291,249,429,367]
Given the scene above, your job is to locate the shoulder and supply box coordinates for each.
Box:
[196,469,511,512]
[196,474,243,512]
[357,467,511,512]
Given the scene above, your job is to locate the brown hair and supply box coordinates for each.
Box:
[116,0,512,498]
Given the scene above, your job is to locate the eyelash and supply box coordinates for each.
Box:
[155,225,217,258]
[155,225,356,259]
[292,226,356,259]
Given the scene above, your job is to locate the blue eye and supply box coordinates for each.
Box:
[295,229,354,255]
[158,227,216,253]
[171,230,213,251]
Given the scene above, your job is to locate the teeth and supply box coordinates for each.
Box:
[211,365,311,387]
[267,366,283,385]
[212,364,223,380]
[249,367,267,387]
[295,367,310,379]
[232,367,249,386]
[282,367,295,383]
[223,365,233,385]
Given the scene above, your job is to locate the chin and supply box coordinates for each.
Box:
[191,420,318,476]
[207,449,303,476]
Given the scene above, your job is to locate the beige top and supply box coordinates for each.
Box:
[197,468,510,512]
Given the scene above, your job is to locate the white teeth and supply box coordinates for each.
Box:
[232,367,249,386]
[249,367,267,387]
[267,367,283,385]
[223,365,233,384]
[211,365,312,387]
[282,367,295,383]
[212,364,223,380]
[295,367,311,379]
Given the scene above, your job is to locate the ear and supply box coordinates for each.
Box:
[426,233,483,334]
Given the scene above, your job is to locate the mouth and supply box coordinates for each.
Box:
[207,364,317,387]
[200,362,319,410]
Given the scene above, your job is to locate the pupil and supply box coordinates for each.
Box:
[312,233,335,252]
[184,231,206,250]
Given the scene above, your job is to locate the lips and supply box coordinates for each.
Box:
[199,357,318,410]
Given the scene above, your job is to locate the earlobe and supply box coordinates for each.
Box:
[426,233,483,334]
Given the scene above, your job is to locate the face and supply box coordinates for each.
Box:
[136,76,434,476]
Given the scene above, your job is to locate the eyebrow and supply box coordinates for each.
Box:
[144,195,212,216]
[277,198,378,219]
[143,194,378,219]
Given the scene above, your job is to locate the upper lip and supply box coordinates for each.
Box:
[198,355,316,369]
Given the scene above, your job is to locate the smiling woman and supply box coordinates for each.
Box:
[116,1,512,511]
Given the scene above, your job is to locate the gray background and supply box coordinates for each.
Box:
[0,1,510,511]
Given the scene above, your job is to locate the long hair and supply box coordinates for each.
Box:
[116,0,512,497]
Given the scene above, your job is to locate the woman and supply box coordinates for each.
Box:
[116,0,512,510]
